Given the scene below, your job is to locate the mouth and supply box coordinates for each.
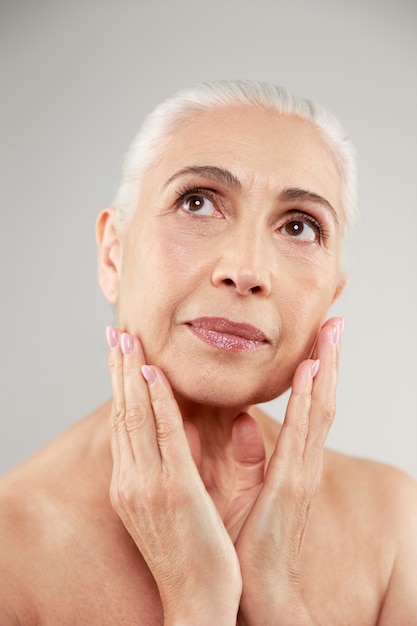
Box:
[185,317,270,352]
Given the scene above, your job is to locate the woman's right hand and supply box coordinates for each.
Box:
[106,327,241,626]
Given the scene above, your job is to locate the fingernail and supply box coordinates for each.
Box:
[311,359,320,378]
[120,332,133,355]
[105,326,118,348]
[339,317,345,337]
[141,365,156,384]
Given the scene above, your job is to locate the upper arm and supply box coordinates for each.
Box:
[378,470,417,625]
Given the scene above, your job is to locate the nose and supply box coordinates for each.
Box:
[211,228,272,297]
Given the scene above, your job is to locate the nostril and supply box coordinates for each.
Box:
[221,277,262,294]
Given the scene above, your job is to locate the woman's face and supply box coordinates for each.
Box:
[103,106,345,407]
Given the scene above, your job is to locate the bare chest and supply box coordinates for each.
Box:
[24,512,386,626]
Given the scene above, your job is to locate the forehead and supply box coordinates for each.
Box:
[144,106,343,214]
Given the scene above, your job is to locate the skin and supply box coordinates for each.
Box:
[0,105,416,625]
[109,108,346,408]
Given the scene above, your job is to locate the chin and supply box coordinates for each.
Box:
[169,369,291,410]
[154,345,295,410]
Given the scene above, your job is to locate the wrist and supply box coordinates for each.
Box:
[240,607,318,626]
[163,596,239,626]
[160,561,241,626]
[239,589,319,626]
[164,607,237,626]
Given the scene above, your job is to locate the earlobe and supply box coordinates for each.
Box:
[332,273,347,304]
[96,207,121,304]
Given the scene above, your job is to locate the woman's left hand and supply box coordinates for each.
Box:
[233,317,343,626]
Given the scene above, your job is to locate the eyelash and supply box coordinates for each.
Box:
[174,185,327,242]
[175,185,218,209]
[284,211,326,242]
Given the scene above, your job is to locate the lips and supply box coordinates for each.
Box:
[185,317,269,352]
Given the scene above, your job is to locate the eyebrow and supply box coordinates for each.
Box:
[164,165,241,190]
[279,187,339,226]
[164,164,338,226]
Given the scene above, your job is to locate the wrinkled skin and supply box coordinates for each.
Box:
[0,106,416,626]
[100,106,347,623]
[107,319,343,625]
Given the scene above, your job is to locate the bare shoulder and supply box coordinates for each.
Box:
[0,404,112,625]
[323,447,417,517]
[322,449,417,623]
[0,467,36,625]
[321,448,417,546]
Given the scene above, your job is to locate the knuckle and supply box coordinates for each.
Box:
[311,397,336,429]
[292,386,311,406]
[110,477,137,513]
[156,415,178,443]
[288,473,309,503]
[124,401,148,432]
[279,463,316,503]
[108,354,120,373]
[289,415,309,441]
[111,405,126,432]
[321,400,336,427]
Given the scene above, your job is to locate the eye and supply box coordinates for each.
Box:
[279,215,321,242]
[176,186,223,218]
[183,194,216,215]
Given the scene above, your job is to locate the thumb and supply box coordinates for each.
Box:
[224,414,266,542]
[183,420,202,471]
[232,413,265,490]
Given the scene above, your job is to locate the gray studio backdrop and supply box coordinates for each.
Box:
[1,0,416,478]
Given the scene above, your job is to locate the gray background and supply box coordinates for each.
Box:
[1,0,416,479]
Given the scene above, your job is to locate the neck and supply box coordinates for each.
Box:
[176,392,250,448]
[94,397,279,517]
[174,393,279,479]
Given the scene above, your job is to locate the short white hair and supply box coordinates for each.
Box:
[113,79,357,239]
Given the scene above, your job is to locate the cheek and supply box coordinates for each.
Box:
[281,255,337,303]
[276,268,338,346]
[155,231,211,292]
[117,230,209,326]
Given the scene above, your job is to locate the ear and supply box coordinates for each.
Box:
[332,272,347,304]
[96,207,121,304]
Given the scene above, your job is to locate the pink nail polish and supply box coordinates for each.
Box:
[141,365,156,384]
[120,332,133,355]
[105,326,118,348]
[332,324,340,345]
[311,359,320,378]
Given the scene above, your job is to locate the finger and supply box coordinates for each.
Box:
[106,327,135,469]
[265,359,317,486]
[141,365,197,474]
[221,414,266,542]
[305,317,343,456]
[119,333,160,472]
[309,316,342,360]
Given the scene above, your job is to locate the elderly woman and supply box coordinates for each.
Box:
[0,80,416,625]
